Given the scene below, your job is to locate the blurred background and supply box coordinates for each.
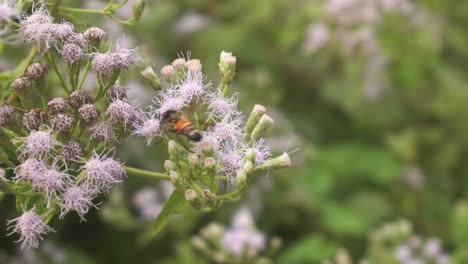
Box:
[1,0,468,263]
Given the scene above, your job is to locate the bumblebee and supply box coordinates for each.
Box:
[161,110,203,142]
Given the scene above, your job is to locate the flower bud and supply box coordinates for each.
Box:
[141,66,161,90]
[171,58,186,68]
[200,223,224,239]
[170,170,184,189]
[242,160,254,175]
[219,51,236,84]
[250,114,273,140]
[83,27,108,44]
[203,157,216,168]
[60,140,84,162]
[78,104,100,123]
[185,59,202,72]
[244,149,256,165]
[47,97,68,115]
[10,76,32,92]
[25,63,48,80]
[60,43,84,63]
[168,140,178,160]
[188,153,200,167]
[203,189,215,207]
[0,104,15,126]
[164,160,174,172]
[106,85,127,102]
[172,58,187,78]
[191,236,207,251]
[235,170,248,192]
[52,113,74,133]
[254,152,291,171]
[132,0,145,24]
[69,90,92,109]
[22,109,47,131]
[160,65,176,82]
[199,140,214,156]
[185,189,201,209]
[244,104,266,136]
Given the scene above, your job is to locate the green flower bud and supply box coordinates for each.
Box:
[168,140,178,161]
[242,160,254,175]
[219,51,236,84]
[132,0,145,24]
[191,236,207,251]
[200,223,224,239]
[172,58,187,79]
[170,170,184,189]
[235,170,248,192]
[254,152,291,171]
[203,157,216,168]
[140,66,161,90]
[203,189,215,207]
[200,140,214,156]
[160,65,177,83]
[164,160,174,172]
[188,153,200,167]
[244,105,266,138]
[244,149,256,165]
[251,114,273,140]
[185,189,202,209]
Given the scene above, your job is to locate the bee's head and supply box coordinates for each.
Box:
[161,110,178,121]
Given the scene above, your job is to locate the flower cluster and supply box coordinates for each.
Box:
[191,208,281,262]
[395,236,450,264]
[0,3,291,250]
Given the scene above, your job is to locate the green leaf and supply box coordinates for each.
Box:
[278,235,336,264]
[151,190,187,237]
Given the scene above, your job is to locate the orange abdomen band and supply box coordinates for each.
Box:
[175,119,191,131]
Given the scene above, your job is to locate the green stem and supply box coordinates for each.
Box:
[60,7,108,15]
[125,166,170,180]
[215,176,228,181]
[215,189,240,201]
[77,60,91,91]
[47,53,70,94]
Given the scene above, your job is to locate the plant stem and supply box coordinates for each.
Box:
[77,60,91,91]
[60,7,107,15]
[47,53,70,94]
[124,166,170,180]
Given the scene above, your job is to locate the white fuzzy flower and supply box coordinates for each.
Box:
[7,207,55,249]
[88,121,116,143]
[0,0,19,23]
[59,185,96,221]
[206,88,239,120]
[16,130,60,159]
[222,208,265,256]
[80,151,125,193]
[152,88,189,116]
[131,112,161,145]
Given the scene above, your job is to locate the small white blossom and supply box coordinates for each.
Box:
[0,0,19,23]
[7,207,55,249]
[80,151,125,193]
[131,112,161,145]
[16,130,60,159]
[206,89,240,120]
[88,121,116,143]
[59,185,96,221]
[222,208,265,256]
